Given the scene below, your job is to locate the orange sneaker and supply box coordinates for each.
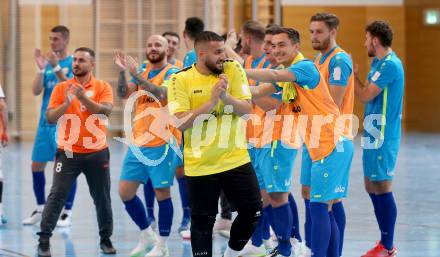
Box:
[361,241,397,257]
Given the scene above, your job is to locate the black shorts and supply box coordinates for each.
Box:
[186,162,262,216]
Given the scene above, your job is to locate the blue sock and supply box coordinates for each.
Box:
[123,196,149,230]
[327,211,340,257]
[377,192,397,250]
[262,205,272,240]
[143,180,155,220]
[310,202,330,257]
[64,180,77,210]
[369,193,383,231]
[251,211,264,247]
[332,202,346,256]
[271,203,292,256]
[177,177,190,220]
[158,198,174,237]
[304,199,312,248]
[288,193,302,241]
[32,171,46,205]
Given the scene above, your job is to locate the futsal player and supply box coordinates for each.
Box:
[246,27,354,257]
[355,20,404,257]
[24,25,77,227]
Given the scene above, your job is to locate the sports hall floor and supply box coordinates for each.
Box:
[0,133,439,257]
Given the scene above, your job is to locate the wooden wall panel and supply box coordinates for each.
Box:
[404,1,440,132]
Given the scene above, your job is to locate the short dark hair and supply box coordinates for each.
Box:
[194,31,224,49]
[51,25,70,38]
[162,31,180,41]
[365,20,393,47]
[265,24,282,35]
[271,27,300,44]
[184,17,205,40]
[310,13,340,30]
[242,20,265,42]
[74,47,95,59]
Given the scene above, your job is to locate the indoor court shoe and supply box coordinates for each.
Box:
[239,242,267,256]
[263,239,274,251]
[178,217,190,233]
[37,240,51,257]
[179,229,191,240]
[56,212,72,227]
[213,218,232,238]
[291,238,307,257]
[265,248,289,257]
[22,210,42,225]
[144,243,170,257]
[296,245,312,257]
[361,242,397,257]
[130,228,157,257]
[100,238,117,254]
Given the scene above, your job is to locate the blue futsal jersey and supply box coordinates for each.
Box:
[183,49,197,68]
[364,52,404,144]
[40,56,73,127]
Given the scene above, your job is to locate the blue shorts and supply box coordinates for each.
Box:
[300,144,312,186]
[363,139,400,182]
[248,147,265,189]
[120,144,179,188]
[254,141,298,193]
[32,126,57,162]
[310,139,354,202]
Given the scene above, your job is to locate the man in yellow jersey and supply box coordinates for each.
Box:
[162,31,183,68]
[114,35,180,257]
[168,31,261,257]
[297,13,355,257]
[246,27,354,257]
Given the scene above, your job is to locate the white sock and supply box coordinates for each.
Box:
[223,246,240,257]
[37,204,45,212]
[64,209,72,216]
[142,226,155,236]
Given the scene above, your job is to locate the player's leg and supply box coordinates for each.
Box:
[264,143,298,257]
[240,148,272,256]
[145,144,177,257]
[119,147,156,257]
[37,150,81,257]
[310,139,353,257]
[175,166,191,233]
[186,173,222,257]
[300,144,313,254]
[222,163,262,257]
[82,148,116,254]
[143,179,156,227]
[361,139,399,257]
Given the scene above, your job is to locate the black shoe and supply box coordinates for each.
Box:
[100,238,116,254]
[37,240,51,257]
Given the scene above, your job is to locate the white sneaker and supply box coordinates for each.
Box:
[22,210,42,225]
[263,239,274,251]
[130,228,157,257]
[213,218,232,238]
[239,242,267,256]
[56,212,72,227]
[296,243,311,257]
[179,229,191,240]
[144,243,169,257]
